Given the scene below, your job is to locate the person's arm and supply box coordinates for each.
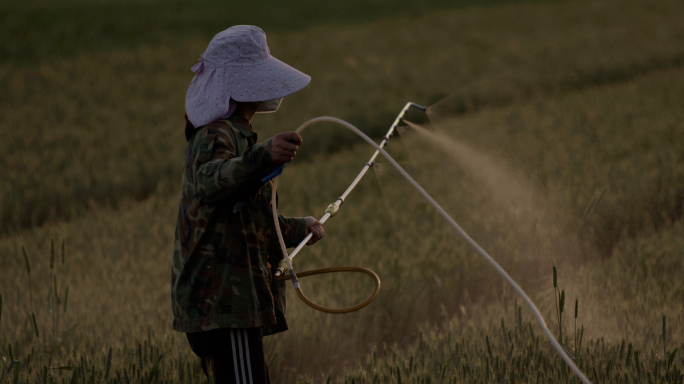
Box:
[304,216,325,245]
[278,216,325,247]
[194,127,303,203]
[193,125,274,203]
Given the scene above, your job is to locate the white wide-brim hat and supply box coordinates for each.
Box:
[185,25,311,128]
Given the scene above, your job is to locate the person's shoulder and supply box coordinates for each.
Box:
[204,120,234,137]
[192,120,236,147]
[188,121,235,154]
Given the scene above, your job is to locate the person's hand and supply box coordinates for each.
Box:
[271,132,302,164]
[304,216,325,245]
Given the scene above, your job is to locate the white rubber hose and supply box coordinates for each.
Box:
[272,115,591,384]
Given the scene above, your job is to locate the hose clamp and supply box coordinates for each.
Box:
[275,259,289,277]
[325,199,343,217]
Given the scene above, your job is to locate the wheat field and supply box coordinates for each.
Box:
[1,0,683,382]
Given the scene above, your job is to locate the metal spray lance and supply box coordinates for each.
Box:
[266,102,593,383]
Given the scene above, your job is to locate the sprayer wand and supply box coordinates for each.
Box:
[268,104,592,382]
[274,102,426,277]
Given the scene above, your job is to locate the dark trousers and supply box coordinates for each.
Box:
[186,327,271,384]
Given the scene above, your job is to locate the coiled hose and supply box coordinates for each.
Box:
[271,174,381,314]
[269,113,591,384]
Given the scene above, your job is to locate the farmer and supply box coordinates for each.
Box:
[171,25,325,383]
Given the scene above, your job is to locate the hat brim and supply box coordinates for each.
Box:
[229,56,311,103]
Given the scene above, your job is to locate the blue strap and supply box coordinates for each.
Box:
[260,139,297,184]
[261,164,285,184]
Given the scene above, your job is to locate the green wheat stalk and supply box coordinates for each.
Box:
[81,355,86,384]
[104,347,112,382]
[666,348,679,373]
[625,342,633,367]
[138,342,143,371]
[553,266,557,290]
[517,305,523,339]
[634,350,641,376]
[31,312,39,338]
[144,353,163,384]
[574,298,584,360]
[574,299,577,329]
[501,318,508,344]
[50,239,54,270]
[485,335,494,362]
[69,367,78,384]
[22,246,33,308]
[662,316,666,357]
[53,275,60,306]
[64,286,69,314]
[553,266,565,345]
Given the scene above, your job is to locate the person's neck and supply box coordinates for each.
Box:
[234,102,259,127]
[232,113,251,127]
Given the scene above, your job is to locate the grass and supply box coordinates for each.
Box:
[2,66,683,381]
[2,0,684,234]
[1,0,683,382]
[2,222,681,383]
[332,220,684,383]
[0,0,559,62]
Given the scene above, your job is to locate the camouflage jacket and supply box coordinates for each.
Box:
[171,115,307,335]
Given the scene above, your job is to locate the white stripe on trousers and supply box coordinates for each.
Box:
[230,329,254,384]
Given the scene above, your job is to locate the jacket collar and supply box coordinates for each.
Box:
[227,115,258,141]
